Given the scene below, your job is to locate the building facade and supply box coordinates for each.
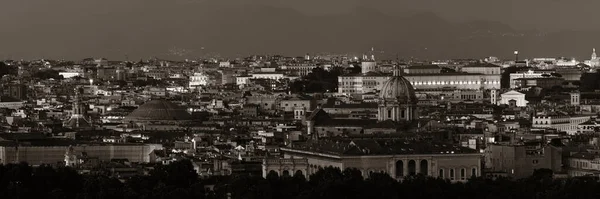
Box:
[485,144,562,179]
[264,139,482,182]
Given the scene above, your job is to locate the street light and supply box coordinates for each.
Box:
[514,50,519,62]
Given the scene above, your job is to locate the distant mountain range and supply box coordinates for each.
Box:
[0,2,597,60]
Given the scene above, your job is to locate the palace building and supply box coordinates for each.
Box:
[338,63,501,95]
[264,138,482,182]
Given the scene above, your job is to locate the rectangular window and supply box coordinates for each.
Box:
[450,169,455,180]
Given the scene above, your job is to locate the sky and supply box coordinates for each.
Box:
[1,0,599,60]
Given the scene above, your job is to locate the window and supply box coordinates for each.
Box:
[471,168,477,177]
[439,169,444,178]
[388,110,392,118]
[401,110,405,118]
[533,160,539,164]
[460,168,466,180]
[449,169,455,180]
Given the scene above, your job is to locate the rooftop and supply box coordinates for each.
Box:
[286,139,478,156]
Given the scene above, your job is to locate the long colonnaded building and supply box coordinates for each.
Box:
[0,138,162,165]
[264,139,482,182]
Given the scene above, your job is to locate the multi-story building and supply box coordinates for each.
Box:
[0,142,163,165]
[189,72,215,88]
[514,77,564,89]
[3,84,27,100]
[280,64,318,76]
[509,70,555,89]
[265,139,482,182]
[460,63,501,75]
[338,61,501,95]
[403,65,441,74]
[236,73,299,86]
[142,87,168,97]
[279,96,315,112]
[532,114,592,135]
[577,117,600,134]
[485,143,562,179]
[567,149,600,177]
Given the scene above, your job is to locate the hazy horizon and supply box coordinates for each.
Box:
[2,0,599,60]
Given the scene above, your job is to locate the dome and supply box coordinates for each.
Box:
[379,75,417,104]
[125,100,192,121]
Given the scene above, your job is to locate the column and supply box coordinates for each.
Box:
[403,159,408,177]
[390,161,396,177]
[415,159,420,174]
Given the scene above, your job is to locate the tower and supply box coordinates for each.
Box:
[377,66,418,122]
[570,91,580,106]
[490,89,498,105]
[592,48,597,60]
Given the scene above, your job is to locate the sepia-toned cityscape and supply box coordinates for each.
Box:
[3,0,600,198]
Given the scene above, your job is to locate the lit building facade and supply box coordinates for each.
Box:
[189,72,214,88]
[509,70,555,89]
[338,73,500,94]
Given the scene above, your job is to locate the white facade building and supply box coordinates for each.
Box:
[499,90,528,107]
[189,72,212,88]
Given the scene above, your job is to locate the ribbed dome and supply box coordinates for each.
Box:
[379,76,417,104]
[125,100,192,121]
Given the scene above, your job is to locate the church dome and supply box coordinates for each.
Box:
[125,100,192,122]
[379,71,417,104]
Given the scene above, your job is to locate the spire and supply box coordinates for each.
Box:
[593,48,597,60]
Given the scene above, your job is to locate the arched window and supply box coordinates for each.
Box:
[420,160,428,175]
[395,160,404,177]
[439,169,444,178]
[408,160,416,175]
[449,169,455,180]
[460,168,466,180]
[471,168,477,177]
[282,170,290,177]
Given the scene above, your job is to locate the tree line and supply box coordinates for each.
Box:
[1,160,600,199]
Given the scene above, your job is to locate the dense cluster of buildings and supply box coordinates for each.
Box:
[1,49,600,181]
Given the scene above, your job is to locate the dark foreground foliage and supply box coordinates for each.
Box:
[0,161,598,199]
